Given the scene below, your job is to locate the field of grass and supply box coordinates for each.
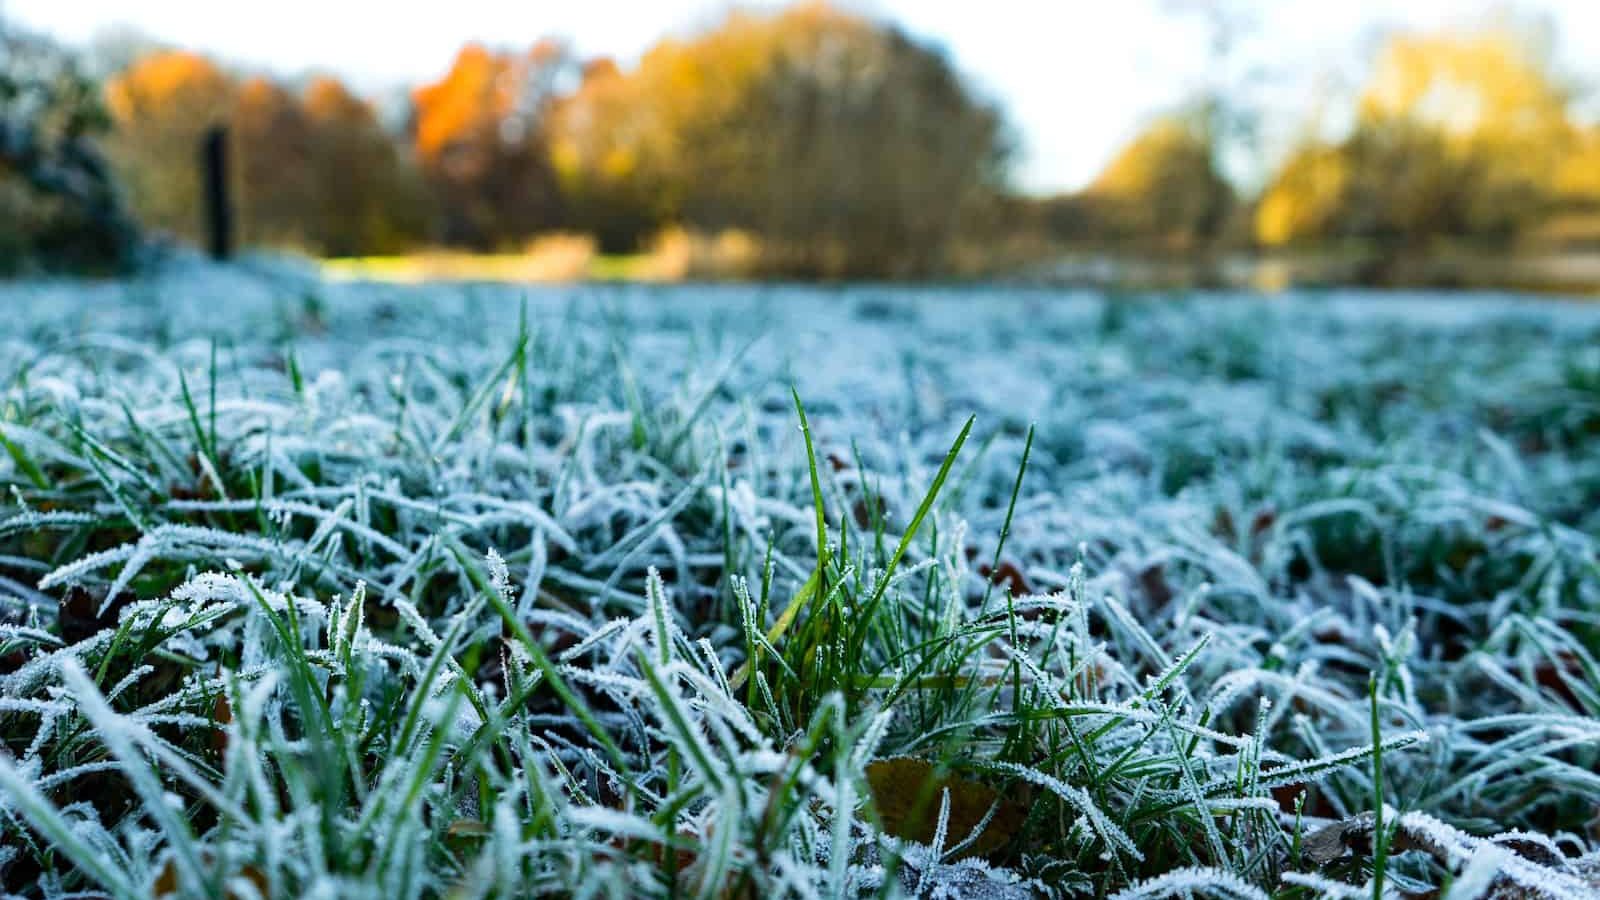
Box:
[1,269,1598,898]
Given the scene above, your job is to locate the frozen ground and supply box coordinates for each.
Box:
[0,265,1598,898]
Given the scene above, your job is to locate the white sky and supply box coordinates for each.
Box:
[4,0,1599,192]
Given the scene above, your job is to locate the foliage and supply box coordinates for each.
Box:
[235,76,427,257]
[0,22,139,273]
[0,272,1597,897]
[548,59,671,254]
[411,42,570,250]
[552,2,1009,276]
[103,52,426,256]
[65,7,1600,278]
[1078,114,1234,252]
[102,51,235,241]
[1256,26,1574,249]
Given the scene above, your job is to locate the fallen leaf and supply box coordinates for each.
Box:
[865,758,1026,858]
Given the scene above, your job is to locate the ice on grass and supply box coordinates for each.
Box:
[0,272,1597,897]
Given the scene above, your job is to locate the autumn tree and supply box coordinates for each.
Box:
[549,59,664,252]
[730,4,1008,276]
[232,77,315,248]
[103,49,425,256]
[103,50,236,242]
[302,77,426,255]
[1257,25,1573,248]
[551,2,1008,276]
[411,42,570,249]
[1554,128,1600,206]
[1079,113,1233,251]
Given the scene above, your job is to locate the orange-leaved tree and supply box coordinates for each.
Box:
[411,41,570,249]
[104,50,235,243]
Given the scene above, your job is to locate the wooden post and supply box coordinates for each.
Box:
[201,126,233,261]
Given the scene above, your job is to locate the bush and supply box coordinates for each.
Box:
[0,25,139,273]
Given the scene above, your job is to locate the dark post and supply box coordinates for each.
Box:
[201,126,234,261]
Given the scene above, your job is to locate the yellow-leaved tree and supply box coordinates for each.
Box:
[1257,25,1573,248]
[1081,114,1234,252]
[550,2,1008,276]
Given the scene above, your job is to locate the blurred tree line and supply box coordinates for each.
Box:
[1253,28,1580,252]
[6,2,1005,278]
[1020,20,1600,276]
[5,5,1600,279]
[104,51,427,257]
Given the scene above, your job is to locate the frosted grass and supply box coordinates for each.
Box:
[0,263,1597,896]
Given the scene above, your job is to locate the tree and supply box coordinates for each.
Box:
[232,77,316,249]
[1081,114,1233,251]
[733,5,1008,275]
[303,77,426,256]
[1364,27,1568,239]
[549,59,666,253]
[103,51,236,242]
[550,2,1008,277]
[1257,24,1574,248]
[1253,143,1348,248]
[103,49,424,257]
[411,42,570,249]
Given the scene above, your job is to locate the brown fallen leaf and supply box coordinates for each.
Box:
[153,855,269,898]
[211,690,232,756]
[1137,564,1173,607]
[865,758,1027,858]
[977,559,1032,598]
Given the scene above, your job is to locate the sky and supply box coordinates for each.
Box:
[4,0,1599,193]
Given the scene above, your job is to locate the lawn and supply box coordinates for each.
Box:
[0,270,1598,898]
